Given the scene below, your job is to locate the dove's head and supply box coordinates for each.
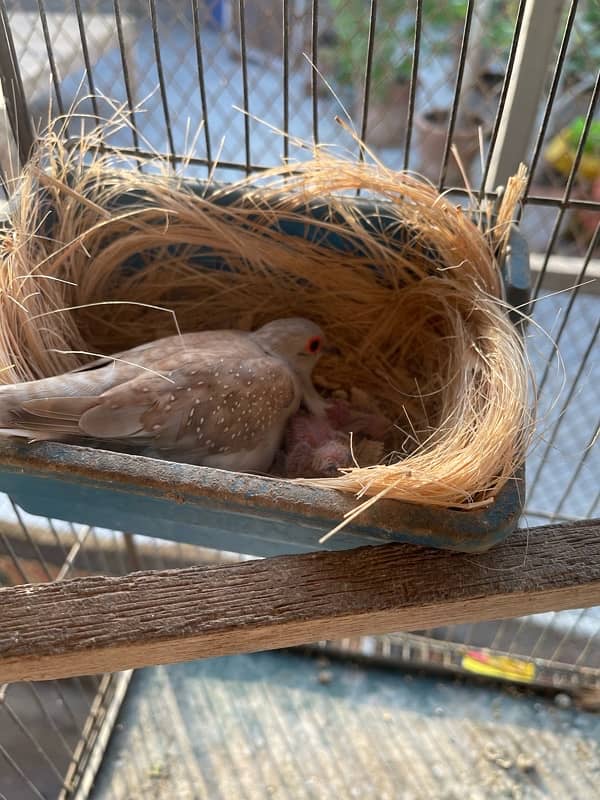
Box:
[252,317,330,415]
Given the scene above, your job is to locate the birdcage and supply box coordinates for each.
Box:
[0,1,599,798]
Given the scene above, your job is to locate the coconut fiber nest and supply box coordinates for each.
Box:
[0,128,532,523]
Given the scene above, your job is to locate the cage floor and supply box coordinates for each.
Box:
[91,651,600,800]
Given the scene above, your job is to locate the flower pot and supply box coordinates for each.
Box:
[415,108,484,185]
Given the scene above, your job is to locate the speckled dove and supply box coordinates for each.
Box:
[0,317,330,472]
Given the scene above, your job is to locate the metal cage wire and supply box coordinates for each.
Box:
[0,1,598,798]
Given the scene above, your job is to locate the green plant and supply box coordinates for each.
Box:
[329,0,471,98]
[329,0,412,99]
[480,1,519,59]
[422,0,469,58]
[566,117,600,156]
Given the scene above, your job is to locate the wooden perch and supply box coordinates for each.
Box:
[1,519,599,683]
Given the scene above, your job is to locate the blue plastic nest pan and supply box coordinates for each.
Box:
[0,180,530,556]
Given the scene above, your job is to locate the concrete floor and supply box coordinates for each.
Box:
[92,651,600,800]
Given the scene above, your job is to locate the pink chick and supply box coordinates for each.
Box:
[283,411,352,478]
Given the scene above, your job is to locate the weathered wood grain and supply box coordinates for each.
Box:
[1,519,599,682]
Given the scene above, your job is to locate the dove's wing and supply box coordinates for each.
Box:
[69,330,248,375]
[0,331,261,436]
[18,353,300,461]
[144,356,300,459]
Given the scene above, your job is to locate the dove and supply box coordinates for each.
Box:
[0,317,330,473]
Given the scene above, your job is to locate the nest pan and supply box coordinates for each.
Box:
[0,127,531,519]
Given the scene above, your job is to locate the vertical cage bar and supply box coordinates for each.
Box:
[438,0,475,189]
[48,520,69,560]
[457,0,495,121]
[484,0,568,192]
[282,0,290,161]
[73,0,100,125]
[532,72,599,297]
[311,0,319,145]
[479,0,527,195]
[149,0,177,167]
[57,525,93,581]
[37,0,65,117]
[191,0,213,170]
[237,0,251,174]
[0,160,8,198]
[523,0,578,197]
[0,0,36,166]
[0,529,32,584]
[402,0,422,170]
[9,499,54,581]
[113,0,141,156]
[114,531,132,574]
[358,0,377,159]
[68,522,94,573]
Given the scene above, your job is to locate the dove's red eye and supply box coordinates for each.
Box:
[306,336,322,354]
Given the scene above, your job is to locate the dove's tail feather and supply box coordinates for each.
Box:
[0,428,64,441]
[0,370,112,435]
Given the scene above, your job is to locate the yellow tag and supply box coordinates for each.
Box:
[461,651,535,683]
